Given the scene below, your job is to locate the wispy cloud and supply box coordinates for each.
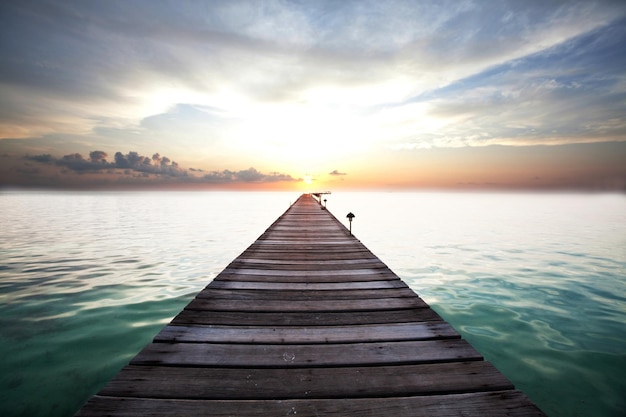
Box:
[382,16,626,150]
[2,1,623,138]
[329,170,347,176]
[0,1,624,189]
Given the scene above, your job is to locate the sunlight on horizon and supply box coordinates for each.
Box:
[1,1,624,191]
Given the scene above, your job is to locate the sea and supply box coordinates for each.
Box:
[0,190,624,417]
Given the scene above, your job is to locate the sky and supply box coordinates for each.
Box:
[1,0,625,191]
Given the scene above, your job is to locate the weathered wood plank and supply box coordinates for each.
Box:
[184,296,427,312]
[194,288,417,301]
[214,272,400,282]
[235,252,384,261]
[231,258,385,265]
[250,240,363,246]
[171,308,444,326]
[221,268,393,277]
[98,362,513,399]
[237,252,382,261]
[206,280,409,290]
[236,252,380,260]
[225,262,390,271]
[154,322,460,344]
[131,339,483,367]
[75,391,547,417]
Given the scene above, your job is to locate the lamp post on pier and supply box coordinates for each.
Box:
[346,212,355,235]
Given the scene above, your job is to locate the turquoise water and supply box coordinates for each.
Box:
[1,191,625,416]
[329,192,626,417]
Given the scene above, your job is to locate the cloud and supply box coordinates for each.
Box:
[8,150,296,188]
[1,0,625,188]
[25,154,55,164]
[203,167,296,183]
[383,16,626,150]
[329,170,347,176]
[89,151,107,162]
[21,150,189,178]
[3,1,624,134]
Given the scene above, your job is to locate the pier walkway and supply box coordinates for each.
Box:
[76,194,545,416]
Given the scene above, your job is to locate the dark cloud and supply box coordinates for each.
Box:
[89,150,107,162]
[59,153,99,171]
[50,150,187,177]
[329,170,347,176]
[203,168,295,183]
[7,150,296,188]
[25,154,54,164]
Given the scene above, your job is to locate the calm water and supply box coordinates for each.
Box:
[1,190,624,417]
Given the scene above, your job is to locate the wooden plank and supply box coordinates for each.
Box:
[225,262,390,271]
[97,362,514,399]
[154,322,460,344]
[228,250,382,256]
[251,240,362,245]
[214,272,400,282]
[221,268,393,277]
[206,280,409,290]
[76,391,547,417]
[231,258,385,265]
[235,253,383,261]
[194,288,418,300]
[237,251,380,259]
[184,296,428,312]
[171,308,444,326]
[131,339,483,367]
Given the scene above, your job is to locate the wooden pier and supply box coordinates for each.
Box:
[76,194,545,416]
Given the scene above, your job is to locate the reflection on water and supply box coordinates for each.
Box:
[328,192,626,417]
[1,190,625,417]
[0,191,299,417]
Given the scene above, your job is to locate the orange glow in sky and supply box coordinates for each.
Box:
[0,2,625,191]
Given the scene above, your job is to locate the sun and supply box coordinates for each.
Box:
[304,173,313,185]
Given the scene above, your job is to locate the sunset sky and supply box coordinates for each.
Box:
[1,0,625,191]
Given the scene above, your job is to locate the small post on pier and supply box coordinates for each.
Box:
[346,212,355,235]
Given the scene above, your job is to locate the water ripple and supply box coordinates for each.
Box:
[1,191,625,417]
